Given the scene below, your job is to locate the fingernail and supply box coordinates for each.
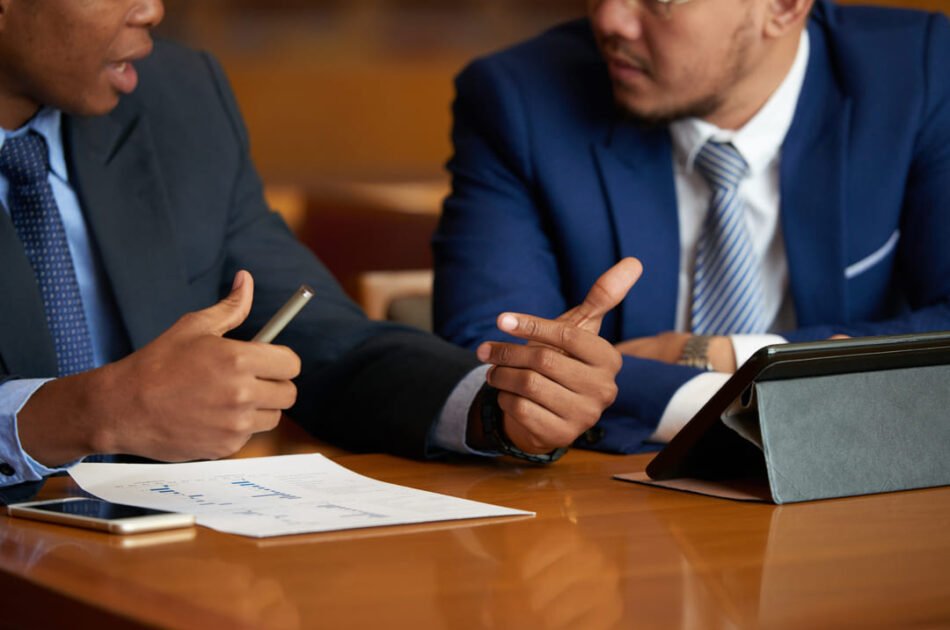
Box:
[499,314,518,332]
[476,343,491,362]
[232,271,245,291]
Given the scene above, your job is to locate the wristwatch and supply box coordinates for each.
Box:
[480,386,568,464]
[677,334,715,371]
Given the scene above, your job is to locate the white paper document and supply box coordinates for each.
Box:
[68,453,532,538]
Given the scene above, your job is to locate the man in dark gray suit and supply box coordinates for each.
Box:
[0,0,641,503]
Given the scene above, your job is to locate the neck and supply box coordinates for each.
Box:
[0,94,41,131]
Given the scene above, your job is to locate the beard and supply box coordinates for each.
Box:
[606,8,757,129]
[614,90,726,129]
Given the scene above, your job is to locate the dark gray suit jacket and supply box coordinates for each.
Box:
[0,41,479,503]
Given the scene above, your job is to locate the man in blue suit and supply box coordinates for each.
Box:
[434,0,950,454]
[0,0,641,503]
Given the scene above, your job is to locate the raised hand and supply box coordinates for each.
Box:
[473,258,642,454]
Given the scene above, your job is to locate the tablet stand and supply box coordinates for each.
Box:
[618,363,950,503]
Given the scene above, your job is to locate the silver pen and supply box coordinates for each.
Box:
[251,285,314,343]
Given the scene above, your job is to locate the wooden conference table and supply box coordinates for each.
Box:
[1,448,948,630]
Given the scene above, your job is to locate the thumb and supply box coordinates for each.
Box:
[557,257,642,333]
[197,270,255,336]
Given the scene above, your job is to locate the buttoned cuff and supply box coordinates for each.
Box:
[428,364,498,457]
[0,378,78,486]
[729,333,788,368]
[650,372,733,443]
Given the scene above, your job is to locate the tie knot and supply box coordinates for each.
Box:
[0,131,51,186]
[694,141,748,191]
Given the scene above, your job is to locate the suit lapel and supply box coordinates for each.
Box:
[592,118,679,336]
[65,110,189,351]
[0,213,58,376]
[779,20,851,327]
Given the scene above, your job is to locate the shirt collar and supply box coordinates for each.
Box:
[0,107,69,182]
[670,29,810,177]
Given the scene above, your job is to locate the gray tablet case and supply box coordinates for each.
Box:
[616,332,950,504]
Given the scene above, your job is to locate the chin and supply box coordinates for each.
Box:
[614,91,723,128]
[613,98,678,128]
[75,93,123,118]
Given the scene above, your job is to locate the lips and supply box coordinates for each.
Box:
[106,42,153,95]
[107,60,139,94]
[606,56,650,84]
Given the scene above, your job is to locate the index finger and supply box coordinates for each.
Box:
[495,313,615,365]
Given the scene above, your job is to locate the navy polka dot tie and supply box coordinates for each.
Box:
[1,132,95,376]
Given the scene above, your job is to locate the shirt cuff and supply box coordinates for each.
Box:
[650,372,733,443]
[428,364,498,457]
[0,378,77,486]
[729,333,787,368]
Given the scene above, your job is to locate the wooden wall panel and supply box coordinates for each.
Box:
[159,0,947,187]
[158,2,583,185]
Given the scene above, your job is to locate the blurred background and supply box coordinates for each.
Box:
[156,0,584,313]
[155,0,948,319]
[158,0,588,185]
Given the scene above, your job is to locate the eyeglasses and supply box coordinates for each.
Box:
[620,0,699,20]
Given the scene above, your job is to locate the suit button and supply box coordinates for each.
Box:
[0,462,15,476]
[579,426,605,445]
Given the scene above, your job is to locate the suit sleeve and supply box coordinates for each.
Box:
[784,13,950,343]
[199,53,481,459]
[434,57,699,454]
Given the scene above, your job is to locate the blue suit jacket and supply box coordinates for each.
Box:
[433,1,950,454]
[0,41,479,503]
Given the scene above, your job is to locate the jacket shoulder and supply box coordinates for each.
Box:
[112,40,236,126]
[811,0,948,56]
[454,18,613,131]
[808,0,949,104]
[812,0,941,31]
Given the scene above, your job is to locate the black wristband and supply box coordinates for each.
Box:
[480,385,568,464]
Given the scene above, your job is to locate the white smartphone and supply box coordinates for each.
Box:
[6,497,195,534]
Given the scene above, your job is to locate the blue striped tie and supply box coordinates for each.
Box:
[1,132,96,376]
[690,141,766,335]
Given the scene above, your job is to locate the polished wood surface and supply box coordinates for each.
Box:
[1,449,948,629]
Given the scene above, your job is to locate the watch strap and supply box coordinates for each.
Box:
[480,385,568,464]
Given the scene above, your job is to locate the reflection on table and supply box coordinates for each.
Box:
[1,449,948,629]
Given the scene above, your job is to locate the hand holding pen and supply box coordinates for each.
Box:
[252,285,314,343]
[18,271,312,468]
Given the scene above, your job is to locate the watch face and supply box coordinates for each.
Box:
[678,335,713,370]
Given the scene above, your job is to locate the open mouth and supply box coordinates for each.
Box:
[106,59,139,94]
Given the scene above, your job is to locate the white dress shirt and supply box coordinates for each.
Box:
[650,31,810,442]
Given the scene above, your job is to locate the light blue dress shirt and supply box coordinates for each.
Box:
[0,109,488,488]
[0,108,127,485]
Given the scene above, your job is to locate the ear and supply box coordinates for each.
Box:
[764,0,814,38]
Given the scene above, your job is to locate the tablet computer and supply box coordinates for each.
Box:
[645,330,950,483]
